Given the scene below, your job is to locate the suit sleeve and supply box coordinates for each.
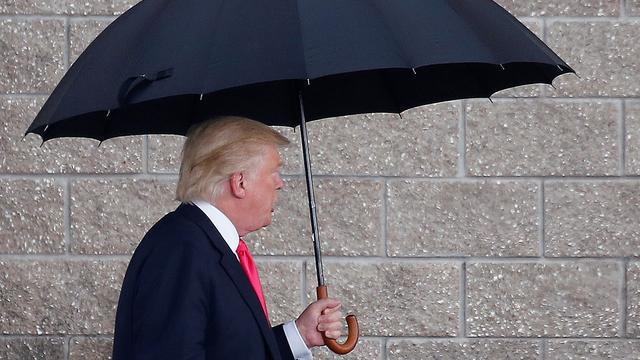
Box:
[130,232,210,360]
[273,324,296,360]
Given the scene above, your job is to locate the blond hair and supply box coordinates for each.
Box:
[176,116,290,203]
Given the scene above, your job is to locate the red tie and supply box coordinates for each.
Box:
[236,239,269,320]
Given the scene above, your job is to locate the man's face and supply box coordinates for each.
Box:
[243,144,284,232]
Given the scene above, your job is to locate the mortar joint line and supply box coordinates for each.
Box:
[621,257,628,337]
[64,177,71,255]
[545,15,635,23]
[301,259,307,308]
[64,335,70,360]
[143,135,150,174]
[64,17,70,71]
[539,178,546,258]
[621,100,627,176]
[382,180,389,257]
[5,173,640,182]
[460,261,467,338]
[382,336,388,360]
[458,99,467,178]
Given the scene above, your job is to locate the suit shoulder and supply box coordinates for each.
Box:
[133,209,221,263]
[148,210,204,239]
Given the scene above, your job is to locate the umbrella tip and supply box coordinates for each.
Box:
[306,79,311,86]
[39,124,50,145]
[411,68,417,75]
[499,64,505,70]
[488,97,494,104]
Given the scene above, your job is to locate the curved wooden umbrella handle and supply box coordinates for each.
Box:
[316,285,359,355]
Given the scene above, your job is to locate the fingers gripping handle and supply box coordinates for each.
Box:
[316,285,359,355]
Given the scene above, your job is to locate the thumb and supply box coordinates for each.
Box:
[322,303,342,315]
[315,298,341,311]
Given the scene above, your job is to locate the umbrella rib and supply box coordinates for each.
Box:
[199,0,228,94]
[42,42,97,136]
[368,0,414,69]
[294,0,310,81]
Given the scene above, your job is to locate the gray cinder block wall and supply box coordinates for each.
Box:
[1,0,639,359]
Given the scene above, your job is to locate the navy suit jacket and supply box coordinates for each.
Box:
[112,203,295,360]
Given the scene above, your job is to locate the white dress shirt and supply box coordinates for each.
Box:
[193,201,313,360]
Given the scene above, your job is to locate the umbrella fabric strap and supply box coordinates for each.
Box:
[118,68,173,105]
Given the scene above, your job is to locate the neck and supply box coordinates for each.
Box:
[211,197,249,237]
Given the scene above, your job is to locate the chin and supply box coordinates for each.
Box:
[260,218,273,228]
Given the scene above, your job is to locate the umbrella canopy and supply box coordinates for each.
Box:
[25,0,574,354]
[27,0,572,141]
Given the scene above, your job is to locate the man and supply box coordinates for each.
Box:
[113,116,343,359]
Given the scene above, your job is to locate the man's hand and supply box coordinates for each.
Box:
[295,298,343,348]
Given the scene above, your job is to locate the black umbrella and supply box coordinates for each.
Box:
[26,0,573,354]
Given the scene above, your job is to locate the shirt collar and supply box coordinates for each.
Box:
[192,200,239,259]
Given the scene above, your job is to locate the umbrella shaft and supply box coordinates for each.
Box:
[298,93,325,287]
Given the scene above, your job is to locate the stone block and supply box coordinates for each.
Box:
[0,179,65,254]
[494,0,619,16]
[313,337,382,360]
[0,337,65,360]
[466,100,618,176]
[545,181,640,257]
[467,262,621,337]
[256,260,304,326]
[148,126,301,175]
[274,126,303,176]
[248,178,384,256]
[547,21,640,97]
[629,262,640,337]
[387,180,539,257]
[490,20,543,99]
[147,135,186,174]
[148,135,184,173]
[70,179,178,254]
[245,177,308,255]
[627,101,640,175]
[0,0,138,15]
[387,339,540,359]
[1,96,144,173]
[307,103,459,176]
[0,260,127,334]
[0,19,65,93]
[546,340,640,359]
[305,261,460,337]
[69,19,114,64]
[69,337,113,360]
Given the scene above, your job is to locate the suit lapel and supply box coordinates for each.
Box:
[174,204,281,359]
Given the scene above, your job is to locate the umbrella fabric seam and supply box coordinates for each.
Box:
[369,0,414,69]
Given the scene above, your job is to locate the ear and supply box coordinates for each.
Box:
[229,172,247,199]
